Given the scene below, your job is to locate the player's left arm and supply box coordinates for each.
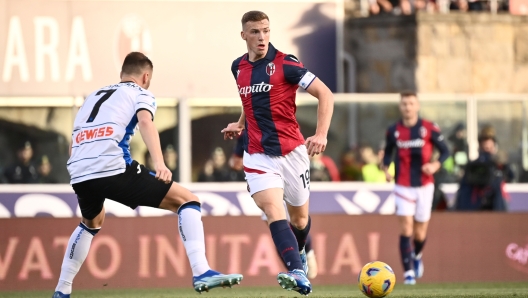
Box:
[137,111,172,184]
[305,78,334,157]
[282,54,334,157]
[222,59,246,140]
[135,93,172,183]
[422,123,450,175]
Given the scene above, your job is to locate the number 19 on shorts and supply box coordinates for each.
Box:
[300,169,310,189]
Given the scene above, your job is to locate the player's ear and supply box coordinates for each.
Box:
[241,31,246,40]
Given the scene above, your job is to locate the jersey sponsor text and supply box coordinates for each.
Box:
[396,139,425,149]
[238,82,273,97]
[75,126,114,144]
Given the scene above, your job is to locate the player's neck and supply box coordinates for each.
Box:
[402,117,418,127]
[120,76,143,88]
[248,51,265,62]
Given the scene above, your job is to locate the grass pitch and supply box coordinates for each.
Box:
[2,282,528,298]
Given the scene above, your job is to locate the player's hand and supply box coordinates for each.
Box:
[154,163,172,184]
[382,167,393,182]
[221,122,244,140]
[305,134,327,157]
[422,161,441,175]
[384,171,393,182]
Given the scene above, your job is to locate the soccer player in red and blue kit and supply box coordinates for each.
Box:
[221,11,334,295]
[383,92,449,285]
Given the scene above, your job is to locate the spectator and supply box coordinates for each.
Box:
[198,147,230,182]
[455,133,509,211]
[164,144,179,182]
[431,151,455,210]
[448,123,468,180]
[478,125,514,182]
[340,149,363,181]
[227,133,246,182]
[144,150,155,170]
[369,0,395,15]
[449,123,467,152]
[198,159,215,182]
[3,141,39,184]
[38,155,58,183]
[361,145,394,183]
[310,154,330,182]
[310,153,340,182]
[450,0,469,11]
[145,145,180,182]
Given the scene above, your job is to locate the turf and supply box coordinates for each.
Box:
[2,283,528,298]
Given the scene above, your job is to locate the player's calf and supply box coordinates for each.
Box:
[177,201,244,291]
[53,222,100,296]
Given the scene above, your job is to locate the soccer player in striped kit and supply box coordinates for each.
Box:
[222,11,334,295]
[383,92,449,285]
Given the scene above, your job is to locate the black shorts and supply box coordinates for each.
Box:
[72,160,173,220]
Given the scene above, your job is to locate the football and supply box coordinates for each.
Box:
[358,261,396,298]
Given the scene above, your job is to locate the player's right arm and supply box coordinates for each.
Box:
[137,110,172,183]
[382,126,396,182]
[222,58,246,140]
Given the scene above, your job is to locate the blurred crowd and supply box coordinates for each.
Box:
[1,141,58,184]
[366,0,509,16]
[0,123,519,202]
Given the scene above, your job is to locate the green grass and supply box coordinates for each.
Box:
[2,283,528,298]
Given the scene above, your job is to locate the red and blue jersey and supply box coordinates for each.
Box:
[383,118,450,187]
[231,43,316,156]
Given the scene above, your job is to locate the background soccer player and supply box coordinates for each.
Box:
[52,52,242,298]
[221,11,333,296]
[382,92,449,285]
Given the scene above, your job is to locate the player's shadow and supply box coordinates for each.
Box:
[291,3,337,92]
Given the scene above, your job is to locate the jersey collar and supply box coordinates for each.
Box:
[264,43,277,61]
[245,43,277,63]
[400,118,422,128]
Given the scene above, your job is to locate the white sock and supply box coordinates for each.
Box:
[404,270,415,277]
[55,223,98,294]
[178,202,211,277]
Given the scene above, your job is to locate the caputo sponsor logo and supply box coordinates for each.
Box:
[238,82,273,97]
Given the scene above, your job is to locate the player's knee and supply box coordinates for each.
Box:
[414,233,426,241]
[289,214,308,230]
[161,192,200,213]
[81,208,105,228]
[82,217,104,229]
[400,224,413,237]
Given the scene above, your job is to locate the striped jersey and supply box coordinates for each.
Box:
[383,118,450,187]
[67,82,156,184]
[231,43,316,156]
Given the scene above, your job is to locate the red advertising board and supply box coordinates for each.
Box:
[1,213,527,291]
